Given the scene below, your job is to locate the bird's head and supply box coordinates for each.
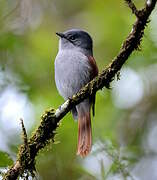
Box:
[56,29,93,55]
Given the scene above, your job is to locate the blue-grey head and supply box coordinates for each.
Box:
[56,29,93,55]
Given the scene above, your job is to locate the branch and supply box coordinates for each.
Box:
[125,0,139,17]
[3,0,157,179]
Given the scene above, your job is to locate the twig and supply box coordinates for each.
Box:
[125,0,139,17]
[3,0,157,179]
[20,119,28,146]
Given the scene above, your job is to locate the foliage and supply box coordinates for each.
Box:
[0,151,13,167]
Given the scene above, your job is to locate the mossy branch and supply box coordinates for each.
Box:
[3,0,157,179]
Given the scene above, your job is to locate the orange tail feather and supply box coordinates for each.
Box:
[77,112,92,157]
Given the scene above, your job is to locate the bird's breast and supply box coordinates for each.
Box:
[55,50,92,99]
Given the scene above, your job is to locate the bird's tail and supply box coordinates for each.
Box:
[77,110,92,157]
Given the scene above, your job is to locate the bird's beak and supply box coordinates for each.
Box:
[56,32,66,38]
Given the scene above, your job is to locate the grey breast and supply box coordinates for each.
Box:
[55,49,92,100]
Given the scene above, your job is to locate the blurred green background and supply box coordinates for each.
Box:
[0,0,157,179]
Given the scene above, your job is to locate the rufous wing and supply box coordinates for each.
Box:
[87,56,99,116]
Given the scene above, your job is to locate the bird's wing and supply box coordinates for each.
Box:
[87,56,99,116]
[87,56,99,79]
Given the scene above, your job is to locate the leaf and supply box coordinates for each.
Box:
[0,151,13,167]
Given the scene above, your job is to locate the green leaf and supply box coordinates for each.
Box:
[0,151,13,167]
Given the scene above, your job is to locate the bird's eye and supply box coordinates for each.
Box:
[69,35,75,41]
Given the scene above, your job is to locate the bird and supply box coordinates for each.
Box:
[55,29,98,157]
